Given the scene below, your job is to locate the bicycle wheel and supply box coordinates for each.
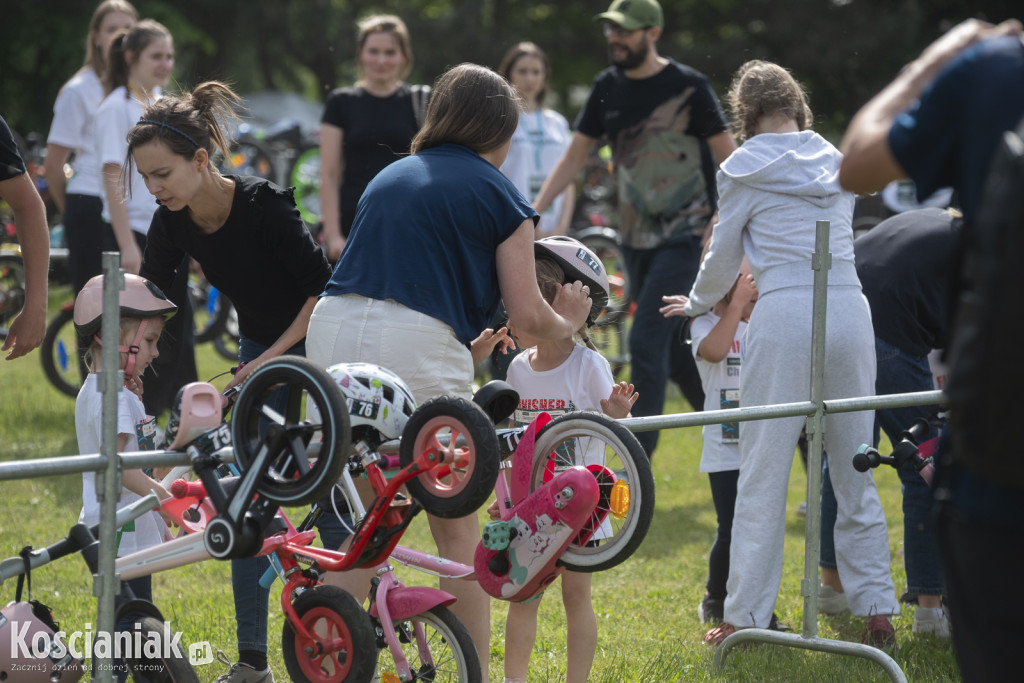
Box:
[125,616,200,682]
[530,412,654,572]
[213,304,240,361]
[576,229,629,311]
[231,357,350,505]
[374,605,481,683]
[282,585,376,683]
[398,396,500,518]
[213,139,276,180]
[0,254,26,339]
[588,308,630,378]
[40,306,83,397]
[288,143,321,226]
[188,273,230,344]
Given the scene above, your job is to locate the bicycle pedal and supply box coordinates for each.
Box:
[482,521,512,550]
[388,496,413,510]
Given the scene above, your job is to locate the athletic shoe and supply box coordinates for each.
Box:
[796,501,807,517]
[703,622,737,647]
[214,660,275,683]
[913,606,951,638]
[861,614,897,649]
[698,594,724,625]
[818,585,850,615]
[768,612,793,632]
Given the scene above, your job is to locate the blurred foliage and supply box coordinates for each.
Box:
[1,0,1019,142]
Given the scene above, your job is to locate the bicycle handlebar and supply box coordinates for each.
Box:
[0,492,161,583]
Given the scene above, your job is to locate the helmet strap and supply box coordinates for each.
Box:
[120,318,150,383]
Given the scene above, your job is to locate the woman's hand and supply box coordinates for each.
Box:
[659,294,691,318]
[552,280,592,332]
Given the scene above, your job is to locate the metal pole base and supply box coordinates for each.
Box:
[711,628,907,683]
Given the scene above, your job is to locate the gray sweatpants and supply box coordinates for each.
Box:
[723,285,899,627]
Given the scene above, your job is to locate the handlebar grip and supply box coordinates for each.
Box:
[170,479,206,499]
[852,444,878,472]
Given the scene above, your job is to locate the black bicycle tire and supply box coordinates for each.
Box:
[214,138,276,180]
[212,305,240,361]
[0,254,26,339]
[189,275,231,345]
[230,357,350,505]
[398,395,500,518]
[375,605,481,683]
[282,585,376,683]
[529,412,654,572]
[40,306,81,398]
[576,231,630,312]
[126,615,200,683]
[288,143,321,226]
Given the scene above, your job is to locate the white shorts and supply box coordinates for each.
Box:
[307,294,474,403]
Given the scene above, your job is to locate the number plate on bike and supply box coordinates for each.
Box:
[347,398,379,420]
[194,423,232,453]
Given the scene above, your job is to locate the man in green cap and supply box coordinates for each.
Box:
[534,0,737,459]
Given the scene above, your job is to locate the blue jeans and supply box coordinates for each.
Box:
[820,337,944,597]
[622,234,704,456]
[232,338,308,653]
[232,338,355,651]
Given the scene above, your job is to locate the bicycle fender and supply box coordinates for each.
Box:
[368,586,456,621]
[510,412,553,503]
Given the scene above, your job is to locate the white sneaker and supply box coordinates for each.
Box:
[818,585,850,615]
[913,606,951,638]
[213,652,275,683]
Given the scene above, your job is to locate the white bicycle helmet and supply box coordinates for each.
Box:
[534,236,609,325]
[73,273,177,380]
[327,362,417,443]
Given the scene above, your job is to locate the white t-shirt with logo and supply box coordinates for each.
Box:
[76,374,165,556]
[690,312,746,473]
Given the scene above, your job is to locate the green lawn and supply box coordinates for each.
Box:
[0,322,959,681]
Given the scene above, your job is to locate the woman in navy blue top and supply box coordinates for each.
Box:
[307,63,592,678]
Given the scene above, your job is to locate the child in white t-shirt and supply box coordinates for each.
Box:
[663,263,757,625]
[73,275,176,579]
[499,237,638,683]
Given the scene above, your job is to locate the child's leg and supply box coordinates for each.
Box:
[706,470,739,600]
[503,597,542,681]
[562,571,597,683]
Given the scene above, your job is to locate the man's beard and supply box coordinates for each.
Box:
[609,40,649,70]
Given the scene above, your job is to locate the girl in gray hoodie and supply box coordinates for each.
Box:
[679,61,899,648]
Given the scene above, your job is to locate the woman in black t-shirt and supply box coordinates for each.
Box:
[318,14,430,261]
[127,82,332,680]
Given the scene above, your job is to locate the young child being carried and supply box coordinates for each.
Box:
[73,273,177,681]
[497,236,638,683]
[662,260,758,626]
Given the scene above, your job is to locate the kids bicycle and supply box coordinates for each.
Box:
[120,358,502,682]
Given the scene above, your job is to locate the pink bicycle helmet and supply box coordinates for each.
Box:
[327,363,417,443]
[534,236,609,325]
[73,274,177,381]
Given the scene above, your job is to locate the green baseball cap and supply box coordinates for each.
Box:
[596,0,664,30]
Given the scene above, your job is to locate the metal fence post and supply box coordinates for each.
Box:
[95,252,123,683]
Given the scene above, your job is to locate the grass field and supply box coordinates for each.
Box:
[0,307,961,682]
